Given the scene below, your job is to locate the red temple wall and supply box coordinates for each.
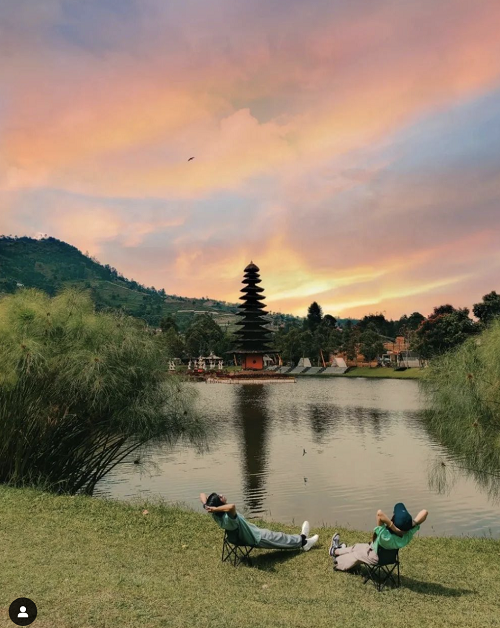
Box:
[243,355,264,370]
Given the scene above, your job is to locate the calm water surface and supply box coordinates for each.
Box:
[101,379,500,538]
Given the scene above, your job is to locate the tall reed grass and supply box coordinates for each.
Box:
[0,288,203,494]
[421,319,500,498]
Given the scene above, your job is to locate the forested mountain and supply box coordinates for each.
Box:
[0,236,302,329]
[0,236,238,327]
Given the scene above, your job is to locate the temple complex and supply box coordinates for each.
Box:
[233,262,273,370]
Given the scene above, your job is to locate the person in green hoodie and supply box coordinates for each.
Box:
[200,492,319,551]
[330,503,428,572]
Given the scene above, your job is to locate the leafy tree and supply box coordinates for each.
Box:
[160,315,178,333]
[357,313,395,337]
[185,315,223,356]
[414,305,478,359]
[214,330,236,357]
[433,304,456,316]
[162,327,185,358]
[360,324,385,366]
[274,328,303,364]
[341,321,360,362]
[326,328,343,354]
[305,301,323,331]
[322,314,337,328]
[406,311,425,330]
[473,291,500,326]
[313,318,339,365]
[300,330,315,360]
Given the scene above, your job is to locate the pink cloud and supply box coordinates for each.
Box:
[2,0,500,319]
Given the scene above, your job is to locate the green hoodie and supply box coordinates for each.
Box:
[372,523,421,555]
[211,512,262,546]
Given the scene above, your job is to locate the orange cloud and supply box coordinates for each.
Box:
[2,0,500,320]
[3,0,500,200]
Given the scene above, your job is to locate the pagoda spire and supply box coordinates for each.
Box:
[233,262,273,368]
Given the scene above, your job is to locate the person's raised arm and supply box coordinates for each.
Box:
[206,503,237,516]
[376,509,403,537]
[200,493,208,507]
[413,509,428,525]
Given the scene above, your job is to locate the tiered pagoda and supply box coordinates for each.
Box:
[233,262,273,370]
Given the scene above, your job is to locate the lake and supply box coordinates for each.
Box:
[101,378,500,538]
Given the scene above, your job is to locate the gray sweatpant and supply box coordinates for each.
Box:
[334,543,379,571]
[257,528,304,550]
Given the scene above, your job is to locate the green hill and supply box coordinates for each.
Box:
[0,236,304,330]
[0,236,239,328]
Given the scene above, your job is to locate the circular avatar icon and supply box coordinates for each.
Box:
[8,598,37,626]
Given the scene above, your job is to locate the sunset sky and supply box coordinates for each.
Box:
[1,0,499,319]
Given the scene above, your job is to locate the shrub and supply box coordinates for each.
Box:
[0,288,202,494]
[421,319,500,497]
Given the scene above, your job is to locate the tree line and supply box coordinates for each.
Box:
[158,290,500,365]
[272,291,500,366]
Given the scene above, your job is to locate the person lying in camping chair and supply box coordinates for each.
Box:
[329,503,428,572]
[200,492,319,555]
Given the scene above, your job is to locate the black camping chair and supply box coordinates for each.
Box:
[221,529,256,567]
[363,547,400,591]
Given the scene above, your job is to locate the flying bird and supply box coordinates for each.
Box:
[188,156,195,161]
[303,448,307,456]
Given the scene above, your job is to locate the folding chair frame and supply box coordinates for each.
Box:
[221,531,256,567]
[363,551,400,591]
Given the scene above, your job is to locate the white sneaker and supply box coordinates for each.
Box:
[302,534,319,552]
[301,521,310,537]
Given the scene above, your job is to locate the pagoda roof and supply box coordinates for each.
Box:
[244,261,260,272]
[236,309,269,315]
[231,349,277,354]
[239,294,265,300]
[239,297,266,304]
[235,329,272,335]
[238,301,266,308]
[242,279,262,286]
[231,260,275,355]
[240,285,264,293]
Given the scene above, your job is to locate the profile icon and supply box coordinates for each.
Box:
[8,598,37,626]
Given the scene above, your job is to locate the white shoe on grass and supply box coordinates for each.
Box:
[301,521,310,537]
[302,534,319,552]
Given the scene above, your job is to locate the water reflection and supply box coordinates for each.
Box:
[233,385,270,514]
[307,405,333,443]
[101,379,500,537]
[427,451,500,504]
[306,404,392,443]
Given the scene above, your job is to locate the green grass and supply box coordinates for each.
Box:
[343,367,424,379]
[1,487,498,628]
[295,367,424,379]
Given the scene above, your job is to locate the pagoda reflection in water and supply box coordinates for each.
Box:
[233,385,270,515]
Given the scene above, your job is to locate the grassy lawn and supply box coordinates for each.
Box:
[294,367,424,379]
[343,367,424,379]
[1,488,498,628]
